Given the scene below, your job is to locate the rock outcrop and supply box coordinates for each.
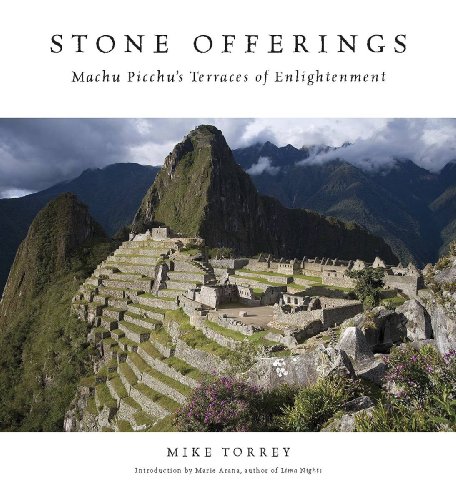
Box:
[132,125,397,263]
[397,299,433,342]
[338,327,386,384]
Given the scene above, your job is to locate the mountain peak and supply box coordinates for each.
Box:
[132,127,397,263]
[0,193,105,325]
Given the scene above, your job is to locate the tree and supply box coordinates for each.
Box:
[346,267,385,308]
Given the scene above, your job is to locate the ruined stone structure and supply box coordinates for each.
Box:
[69,228,426,432]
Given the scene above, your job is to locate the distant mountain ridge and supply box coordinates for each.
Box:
[233,142,456,265]
[0,163,159,293]
[132,125,396,263]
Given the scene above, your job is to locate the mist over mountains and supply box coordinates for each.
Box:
[233,142,456,265]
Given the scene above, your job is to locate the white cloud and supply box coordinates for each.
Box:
[246,157,280,176]
[1,118,455,197]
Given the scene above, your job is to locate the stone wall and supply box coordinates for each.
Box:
[137,344,199,389]
[322,272,355,288]
[385,275,422,297]
[273,307,322,329]
[210,258,249,269]
[174,338,229,374]
[321,302,363,328]
[206,312,259,336]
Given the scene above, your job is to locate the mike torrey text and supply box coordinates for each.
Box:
[166,447,291,458]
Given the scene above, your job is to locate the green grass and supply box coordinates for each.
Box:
[125,311,161,327]
[133,411,155,428]
[234,274,279,287]
[80,375,96,388]
[86,397,98,416]
[109,376,128,399]
[149,414,178,432]
[382,296,407,307]
[118,336,139,351]
[118,363,138,386]
[205,320,245,341]
[164,357,205,381]
[119,320,150,335]
[148,368,192,396]
[240,268,291,278]
[117,419,133,432]
[249,330,280,347]
[122,396,141,411]
[95,383,117,410]
[128,351,151,373]
[135,383,181,412]
[296,275,322,283]
[140,341,167,361]
[181,327,235,361]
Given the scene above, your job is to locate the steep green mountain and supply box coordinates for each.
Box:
[430,162,456,254]
[0,163,158,294]
[232,143,456,265]
[0,194,115,430]
[132,125,397,263]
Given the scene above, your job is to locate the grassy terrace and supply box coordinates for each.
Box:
[109,375,128,399]
[119,320,150,335]
[128,352,191,396]
[135,383,181,413]
[117,420,133,432]
[149,414,178,432]
[164,357,206,382]
[166,309,236,362]
[129,303,167,315]
[133,411,155,427]
[95,383,117,410]
[153,326,173,348]
[119,363,138,386]
[241,268,322,283]
[141,293,176,302]
[125,311,160,326]
[234,274,282,287]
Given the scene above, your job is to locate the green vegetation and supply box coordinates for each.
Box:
[117,420,133,432]
[0,239,114,430]
[164,357,206,382]
[135,383,180,413]
[346,267,385,308]
[118,363,138,386]
[149,414,177,432]
[279,375,364,432]
[356,345,456,431]
[95,383,117,410]
[176,377,297,432]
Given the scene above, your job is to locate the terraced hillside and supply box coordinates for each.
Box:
[70,236,288,431]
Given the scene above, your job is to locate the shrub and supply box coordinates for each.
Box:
[176,377,262,432]
[279,375,362,432]
[346,267,385,308]
[356,345,456,431]
[175,377,297,432]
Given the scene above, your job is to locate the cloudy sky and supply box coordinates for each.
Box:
[1,118,455,198]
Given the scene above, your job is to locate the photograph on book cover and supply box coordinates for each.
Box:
[0,117,455,434]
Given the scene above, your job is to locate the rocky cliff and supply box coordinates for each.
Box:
[132,125,397,263]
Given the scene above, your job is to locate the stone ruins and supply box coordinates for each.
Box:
[69,228,425,431]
